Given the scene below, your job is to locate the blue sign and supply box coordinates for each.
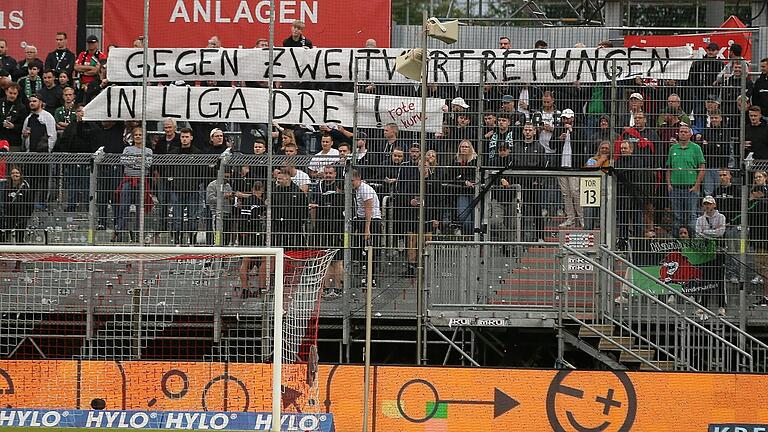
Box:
[0,409,335,431]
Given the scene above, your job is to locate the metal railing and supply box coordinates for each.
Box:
[562,243,767,372]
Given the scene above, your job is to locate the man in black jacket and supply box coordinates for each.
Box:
[282,20,313,48]
[0,83,28,151]
[0,39,17,78]
[92,120,126,229]
[746,106,768,159]
[168,128,204,245]
[44,32,76,79]
[57,105,92,211]
[701,110,734,195]
[687,42,724,101]
[272,168,308,249]
[754,58,768,115]
[510,123,547,241]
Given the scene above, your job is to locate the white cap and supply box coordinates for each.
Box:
[561,109,575,118]
[629,92,644,100]
[451,97,470,109]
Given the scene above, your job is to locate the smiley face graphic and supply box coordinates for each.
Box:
[546,370,636,432]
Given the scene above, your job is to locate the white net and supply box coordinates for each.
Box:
[0,246,336,414]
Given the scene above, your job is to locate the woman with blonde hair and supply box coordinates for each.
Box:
[280,130,297,154]
[585,139,612,168]
[582,140,612,229]
[451,140,477,235]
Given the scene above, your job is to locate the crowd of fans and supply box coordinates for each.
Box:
[1,24,768,300]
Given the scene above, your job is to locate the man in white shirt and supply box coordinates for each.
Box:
[308,133,340,179]
[352,169,381,284]
[284,164,310,193]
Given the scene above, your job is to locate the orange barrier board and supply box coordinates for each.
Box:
[0,361,765,431]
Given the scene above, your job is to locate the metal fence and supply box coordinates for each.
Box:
[2,39,768,367]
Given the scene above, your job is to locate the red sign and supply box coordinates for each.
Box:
[0,1,79,60]
[102,0,391,50]
[624,16,752,61]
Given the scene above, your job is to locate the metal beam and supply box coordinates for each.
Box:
[561,332,627,370]
[427,323,481,366]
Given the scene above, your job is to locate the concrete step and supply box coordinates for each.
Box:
[598,336,635,351]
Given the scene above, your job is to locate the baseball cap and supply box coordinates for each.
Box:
[451,97,470,109]
[702,195,716,205]
[561,109,575,118]
[0,69,8,78]
[706,42,719,51]
[629,92,643,100]
[86,35,99,43]
[706,94,721,104]
[209,128,224,138]
[501,94,514,103]
[357,131,368,140]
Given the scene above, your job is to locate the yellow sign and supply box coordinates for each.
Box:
[579,177,601,207]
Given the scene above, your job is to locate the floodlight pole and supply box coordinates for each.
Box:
[416,11,428,365]
[268,2,280,431]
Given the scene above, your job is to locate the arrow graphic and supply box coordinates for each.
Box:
[441,388,520,418]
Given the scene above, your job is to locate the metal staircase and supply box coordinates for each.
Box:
[559,245,768,373]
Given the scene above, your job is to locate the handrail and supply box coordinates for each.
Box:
[597,313,680,368]
[599,245,768,354]
[567,316,665,371]
[563,244,753,361]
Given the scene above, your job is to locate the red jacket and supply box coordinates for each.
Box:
[0,140,9,180]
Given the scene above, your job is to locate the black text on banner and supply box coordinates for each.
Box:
[83,86,445,132]
[106,46,694,84]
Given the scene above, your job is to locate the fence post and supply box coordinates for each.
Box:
[88,151,102,246]
[739,60,749,340]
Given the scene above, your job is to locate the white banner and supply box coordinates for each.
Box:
[106,46,694,84]
[83,86,445,132]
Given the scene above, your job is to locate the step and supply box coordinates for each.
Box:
[501,278,597,288]
[578,324,614,338]
[513,268,598,277]
[620,349,656,363]
[598,336,635,351]
[486,299,595,308]
[520,257,559,266]
[639,360,676,371]
[494,288,593,298]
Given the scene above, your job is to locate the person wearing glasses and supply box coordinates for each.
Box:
[13,45,40,81]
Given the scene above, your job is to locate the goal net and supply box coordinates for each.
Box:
[0,245,336,428]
